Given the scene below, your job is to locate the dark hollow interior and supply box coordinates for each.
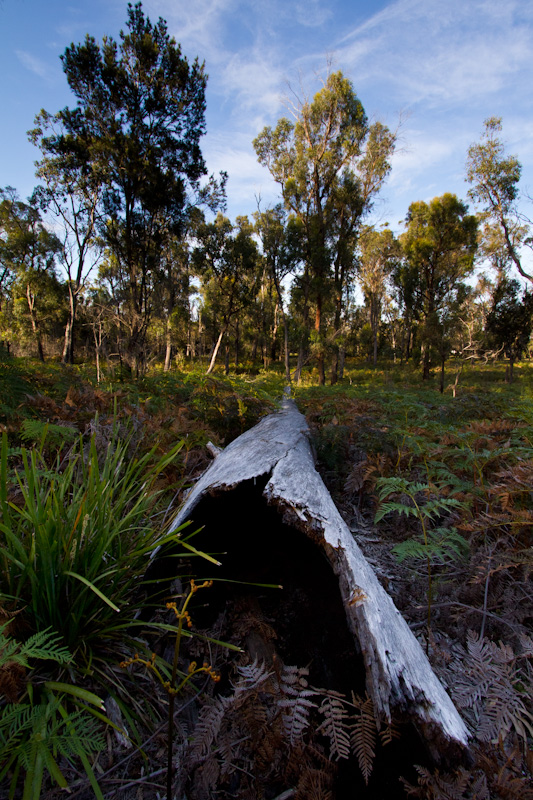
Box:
[152,478,432,797]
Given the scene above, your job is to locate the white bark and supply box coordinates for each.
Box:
[168,396,470,759]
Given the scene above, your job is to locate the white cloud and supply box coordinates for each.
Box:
[293,0,332,28]
[147,0,238,67]
[335,0,533,110]
[15,50,54,81]
[203,130,278,213]
[221,51,284,116]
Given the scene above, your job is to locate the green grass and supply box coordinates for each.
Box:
[0,429,190,660]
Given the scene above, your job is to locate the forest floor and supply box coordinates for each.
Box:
[1,354,532,799]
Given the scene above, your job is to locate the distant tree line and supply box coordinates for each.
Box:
[1,3,533,385]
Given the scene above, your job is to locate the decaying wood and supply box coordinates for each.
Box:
[168,397,470,761]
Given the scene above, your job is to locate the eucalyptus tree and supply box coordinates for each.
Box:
[466,118,531,284]
[253,205,304,381]
[193,214,260,374]
[400,193,478,380]
[38,2,218,372]
[485,275,533,381]
[357,225,402,366]
[254,71,395,384]
[29,112,102,364]
[0,188,63,360]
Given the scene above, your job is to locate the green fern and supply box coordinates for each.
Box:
[374,476,468,645]
[393,527,469,565]
[0,623,72,670]
[1,697,104,799]
[0,352,29,421]
[20,419,78,450]
[0,626,105,800]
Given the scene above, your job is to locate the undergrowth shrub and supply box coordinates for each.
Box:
[0,622,107,799]
[0,351,30,425]
[0,429,190,660]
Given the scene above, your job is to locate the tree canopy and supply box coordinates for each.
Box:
[254,71,396,383]
[32,1,217,372]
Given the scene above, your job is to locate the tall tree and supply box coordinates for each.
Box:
[0,188,63,360]
[253,205,303,382]
[485,275,533,382]
[466,117,532,284]
[194,214,260,374]
[29,111,102,364]
[254,71,395,384]
[42,2,218,372]
[400,193,478,380]
[357,225,402,366]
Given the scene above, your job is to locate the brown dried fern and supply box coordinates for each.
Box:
[278,664,318,746]
[350,692,376,785]
[449,631,533,744]
[402,765,489,799]
[317,691,351,761]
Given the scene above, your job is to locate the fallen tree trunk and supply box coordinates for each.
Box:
[167,396,470,763]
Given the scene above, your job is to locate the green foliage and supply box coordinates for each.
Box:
[0,351,29,421]
[466,117,532,284]
[375,477,469,565]
[0,623,71,671]
[40,2,221,366]
[399,193,478,380]
[254,70,396,383]
[375,475,469,641]
[0,429,188,657]
[0,625,105,800]
[392,527,469,565]
[485,276,533,376]
[20,419,78,450]
[187,374,276,443]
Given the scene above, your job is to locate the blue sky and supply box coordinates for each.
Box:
[1,0,532,234]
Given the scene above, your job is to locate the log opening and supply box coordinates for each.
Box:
[173,479,434,798]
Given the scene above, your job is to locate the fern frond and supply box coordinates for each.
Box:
[393,528,469,565]
[189,696,230,763]
[317,694,351,761]
[402,765,483,799]
[295,765,335,800]
[278,667,317,746]
[519,632,533,657]
[0,624,72,669]
[232,658,271,695]
[379,719,401,745]
[375,501,419,522]
[350,693,376,785]
[193,755,220,795]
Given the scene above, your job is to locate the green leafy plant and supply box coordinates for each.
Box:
[0,429,190,661]
[0,623,106,799]
[375,476,468,645]
[19,419,78,451]
[0,351,30,423]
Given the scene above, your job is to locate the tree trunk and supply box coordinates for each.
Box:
[293,344,306,384]
[234,318,240,368]
[26,284,45,362]
[206,327,227,375]
[164,318,172,372]
[422,342,431,380]
[224,342,230,375]
[62,286,77,364]
[163,398,470,764]
[338,344,346,380]
[330,350,339,385]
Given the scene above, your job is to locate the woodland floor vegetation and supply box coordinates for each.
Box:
[0,353,532,799]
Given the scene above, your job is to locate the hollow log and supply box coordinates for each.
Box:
[168,396,470,762]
